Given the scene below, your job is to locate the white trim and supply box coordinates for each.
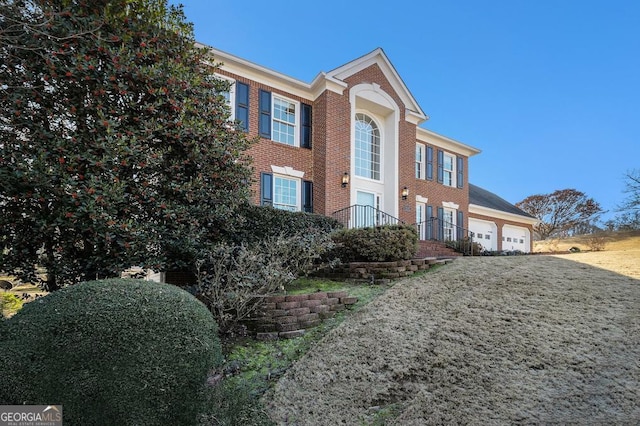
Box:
[442,152,456,187]
[271,94,300,147]
[270,165,304,178]
[273,175,301,212]
[415,143,426,180]
[442,201,460,209]
[416,195,428,203]
[349,83,401,218]
[417,127,481,157]
[469,204,539,225]
[327,48,428,124]
[353,112,382,182]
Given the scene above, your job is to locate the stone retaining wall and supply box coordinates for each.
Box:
[313,257,451,280]
[249,291,357,340]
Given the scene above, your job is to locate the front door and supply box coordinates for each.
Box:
[355,190,378,228]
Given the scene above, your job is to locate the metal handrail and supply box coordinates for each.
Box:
[331,204,404,229]
[413,217,477,255]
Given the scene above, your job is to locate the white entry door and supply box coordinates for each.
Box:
[355,190,378,227]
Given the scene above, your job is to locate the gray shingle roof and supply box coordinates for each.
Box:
[469,184,536,219]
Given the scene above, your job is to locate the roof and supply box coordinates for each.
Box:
[469,184,536,219]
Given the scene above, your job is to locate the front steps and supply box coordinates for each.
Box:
[416,240,461,258]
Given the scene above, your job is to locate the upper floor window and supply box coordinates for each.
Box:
[354,113,381,180]
[416,143,425,179]
[273,97,297,146]
[442,153,455,187]
[259,90,308,147]
[437,150,464,188]
[216,75,236,121]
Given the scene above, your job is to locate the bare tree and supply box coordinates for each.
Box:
[605,170,640,230]
[516,189,602,240]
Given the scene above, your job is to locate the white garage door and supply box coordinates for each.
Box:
[469,218,498,252]
[502,225,530,253]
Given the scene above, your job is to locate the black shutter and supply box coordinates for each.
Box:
[437,150,444,184]
[259,89,271,139]
[457,156,464,189]
[235,82,249,132]
[426,146,433,180]
[437,207,444,240]
[302,180,313,213]
[301,103,312,149]
[426,205,433,240]
[260,173,272,206]
[457,210,464,240]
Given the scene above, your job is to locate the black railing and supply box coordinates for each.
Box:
[414,217,478,256]
[331,204,404,229]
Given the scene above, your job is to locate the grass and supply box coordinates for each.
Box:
[201,276,396,425]
[534,229,640,252]
[0,293,23,318]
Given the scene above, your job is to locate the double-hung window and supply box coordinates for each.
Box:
[260,172,313,213]
[272,97,297,146]
[259,90,311,148]
[437,150,464,188]
[416,143,425,179]
[442,153,454,187]
[354,113,381,180]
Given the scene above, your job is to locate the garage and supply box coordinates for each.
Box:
[502,225,530,253]
[468,218,498,252]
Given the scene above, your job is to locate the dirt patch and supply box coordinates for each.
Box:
[264,255,640,424]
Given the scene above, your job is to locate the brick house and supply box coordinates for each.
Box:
[205,45,537,254]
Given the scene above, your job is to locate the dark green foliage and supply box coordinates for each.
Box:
[0,0,253,290]
[0,279,222,425]
[331,225,418,262]
[225,204,342,246]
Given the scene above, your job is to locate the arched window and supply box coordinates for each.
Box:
[354,113,381,180]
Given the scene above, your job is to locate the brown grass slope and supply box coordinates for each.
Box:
[265,255,640,425]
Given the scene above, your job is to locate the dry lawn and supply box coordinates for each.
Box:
[265,249,640,424]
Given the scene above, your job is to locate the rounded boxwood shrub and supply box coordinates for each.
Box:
[0,279,222,425]
[331,224,419,262]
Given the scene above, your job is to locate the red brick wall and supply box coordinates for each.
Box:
[413,153,470,227]
[319,90,352,215]
[216,65,470,226]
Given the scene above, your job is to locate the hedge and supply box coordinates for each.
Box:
[331,224,418,262]
[0,279,222,425]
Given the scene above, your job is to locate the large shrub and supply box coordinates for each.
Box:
[331,225,418,262]
[0,279,222,425]
[225,204,342,245]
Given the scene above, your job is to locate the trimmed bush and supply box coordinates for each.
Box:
[331,225,418,262]
[225,204,342,245]
[0,279,222,425]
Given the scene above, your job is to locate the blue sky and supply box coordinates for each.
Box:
[170,0,640,222]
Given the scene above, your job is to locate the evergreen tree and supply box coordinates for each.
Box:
[0,0,253,289]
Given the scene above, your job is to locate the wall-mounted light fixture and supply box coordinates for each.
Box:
[341,172,350,188]
[401,186,409,200]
